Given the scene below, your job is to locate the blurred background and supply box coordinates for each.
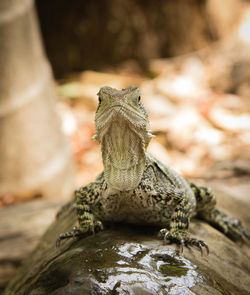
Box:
[0,0,250,292]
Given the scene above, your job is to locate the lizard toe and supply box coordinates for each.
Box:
[158,228,209,256]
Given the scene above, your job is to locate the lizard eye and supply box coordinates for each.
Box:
[138,96,141,102]
[98,96,102,103]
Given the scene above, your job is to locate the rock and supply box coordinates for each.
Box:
[0,199,63,292]
[4,188,250,295]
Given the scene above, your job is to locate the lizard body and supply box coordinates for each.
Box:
[57,86,249,253]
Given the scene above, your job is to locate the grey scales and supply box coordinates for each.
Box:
[56,86,250,255]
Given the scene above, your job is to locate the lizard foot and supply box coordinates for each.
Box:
[158,228,209,256]
[56,220,104,247]
[215,216,250,242]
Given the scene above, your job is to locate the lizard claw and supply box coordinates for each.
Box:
[158,228,209,256]
[56,221,104,247]
[189,238,209,256]
[56,227,84,247]
[177,239,185,254]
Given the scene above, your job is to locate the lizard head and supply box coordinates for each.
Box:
[93,86,153,191]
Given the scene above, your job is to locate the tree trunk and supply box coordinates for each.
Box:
[0,0,74,199]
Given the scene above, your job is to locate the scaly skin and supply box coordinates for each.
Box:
[56,86,249,254]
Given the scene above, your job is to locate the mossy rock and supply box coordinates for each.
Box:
[5,199,250,295]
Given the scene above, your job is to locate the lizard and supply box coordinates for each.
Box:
[56,86,249,254]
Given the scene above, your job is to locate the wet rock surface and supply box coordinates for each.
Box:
[5,192,250,295]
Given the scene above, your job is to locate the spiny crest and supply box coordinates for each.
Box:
[98,86,138,99]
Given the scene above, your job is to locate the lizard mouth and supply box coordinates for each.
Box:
[101,120,146,191]
[95,102,148,131]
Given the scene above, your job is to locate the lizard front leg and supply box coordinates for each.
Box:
[159,198,209,255]
[56,184,103,247]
